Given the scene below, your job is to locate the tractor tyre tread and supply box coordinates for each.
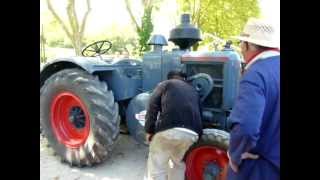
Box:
[40,68,120,167]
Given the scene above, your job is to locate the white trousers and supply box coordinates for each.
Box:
[145,128,198,180]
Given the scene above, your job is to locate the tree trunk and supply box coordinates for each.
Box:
[124,0,141,32]
[73,33,82,56]
[46,0,91,56]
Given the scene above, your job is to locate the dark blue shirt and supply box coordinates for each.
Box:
[145,79,203,136]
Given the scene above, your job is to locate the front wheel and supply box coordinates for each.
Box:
[40,68,120,167]
[185,129,230,180]
[125,92,151,145]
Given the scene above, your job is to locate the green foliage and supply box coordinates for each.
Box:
[177,0,260,50]
[137,6,154,55]
[42,16,73,48]
[107,36,139,55]
[124,0,163,56]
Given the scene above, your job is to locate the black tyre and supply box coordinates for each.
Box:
[40,68,120,167]
[185,129,230,180]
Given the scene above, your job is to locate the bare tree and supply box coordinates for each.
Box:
[46,0,91,55]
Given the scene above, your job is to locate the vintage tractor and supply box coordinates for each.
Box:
[40,14,242,179]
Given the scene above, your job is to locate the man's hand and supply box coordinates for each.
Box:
[146,133,154,143]
[241,152,259,160]
[227,151,239,173]
[227,151,259,173]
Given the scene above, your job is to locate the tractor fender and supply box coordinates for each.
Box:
[40,57,116,88]
[126,92,152,145]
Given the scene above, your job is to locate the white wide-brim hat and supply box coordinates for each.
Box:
[233,18,279,48]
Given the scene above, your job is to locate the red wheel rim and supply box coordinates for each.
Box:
[50,92,90,148]
[186,146,229,180]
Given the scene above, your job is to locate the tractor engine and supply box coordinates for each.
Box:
[181,50,242,130]
[141,14,242,131]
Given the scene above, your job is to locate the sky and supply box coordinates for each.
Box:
[260,0,280,30]
[40,0,280,38]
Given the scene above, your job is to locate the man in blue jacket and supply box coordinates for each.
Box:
[227,18,280,180]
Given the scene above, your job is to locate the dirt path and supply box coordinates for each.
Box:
[40,134,148,180]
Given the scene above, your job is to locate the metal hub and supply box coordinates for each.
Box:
[69,106,86,129]
[203,162,221,180]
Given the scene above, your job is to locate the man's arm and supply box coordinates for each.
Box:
[228,70,265,169]
[144,82,166,135]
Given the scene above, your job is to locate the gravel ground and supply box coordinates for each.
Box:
[40,134,148,180]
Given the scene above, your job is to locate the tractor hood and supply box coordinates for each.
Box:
[41,56,142,74]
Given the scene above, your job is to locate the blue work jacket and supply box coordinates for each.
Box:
[227,54,280,180]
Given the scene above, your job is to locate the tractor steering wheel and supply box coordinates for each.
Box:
[81,40,112,57]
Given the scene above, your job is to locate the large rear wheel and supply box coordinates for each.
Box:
[40,68,120,167]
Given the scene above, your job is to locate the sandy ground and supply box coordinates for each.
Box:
[40,134,149,180]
